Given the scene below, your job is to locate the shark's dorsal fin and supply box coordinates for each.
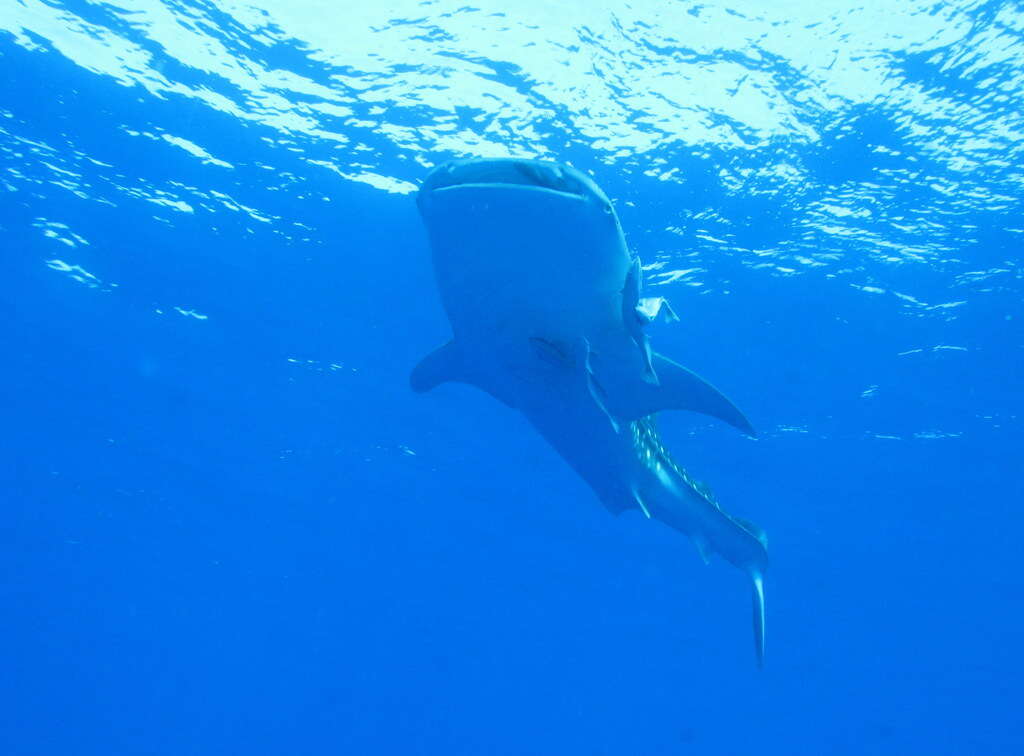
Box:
[410,341,466,393]
[734,516,768,548]
[609,352,757,437]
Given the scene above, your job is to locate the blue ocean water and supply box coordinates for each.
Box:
[2,1,1022,753]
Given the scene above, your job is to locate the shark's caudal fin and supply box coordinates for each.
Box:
[734,516,768,668]
[609,353,756,437]
[751,571,766,668]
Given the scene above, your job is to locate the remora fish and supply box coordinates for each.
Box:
[412,158,769,665]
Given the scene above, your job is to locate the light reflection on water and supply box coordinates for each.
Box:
[1,0,1022,318]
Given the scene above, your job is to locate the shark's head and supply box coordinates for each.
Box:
[416,158,633,342]
[417,158,621,233]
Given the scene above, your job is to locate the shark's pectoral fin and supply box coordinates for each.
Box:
[410,341,466,393]
[611,352,756,436]
[412,341,515,408]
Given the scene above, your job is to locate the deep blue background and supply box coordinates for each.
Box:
[2,2,1022,754]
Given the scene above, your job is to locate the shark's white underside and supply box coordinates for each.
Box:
[413,158,769,666]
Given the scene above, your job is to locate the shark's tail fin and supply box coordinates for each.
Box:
[751,570,766,669]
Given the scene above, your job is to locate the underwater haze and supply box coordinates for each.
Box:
[2,1,1023,754]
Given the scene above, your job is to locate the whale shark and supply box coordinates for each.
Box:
[412,158,769,665]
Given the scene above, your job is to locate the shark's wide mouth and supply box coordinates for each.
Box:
[420,158,608,206]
